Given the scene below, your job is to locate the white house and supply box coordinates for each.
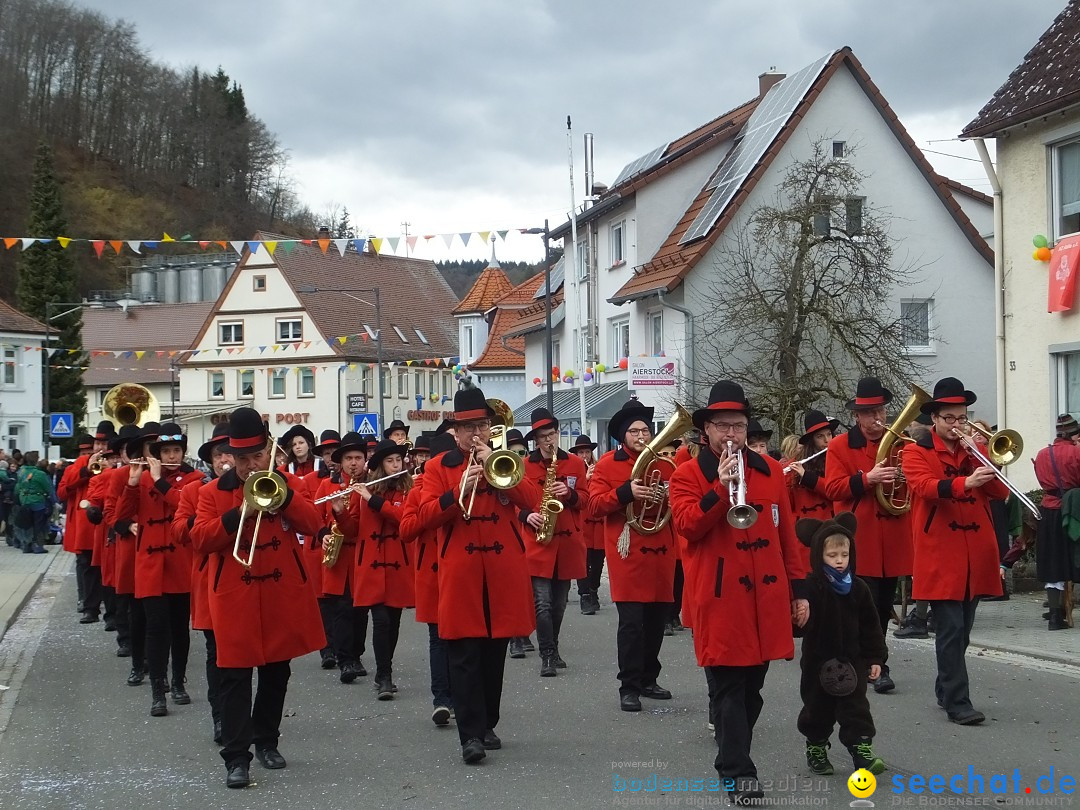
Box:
[961,0,1080,490]
[537,47,995,444]
[0,299,46,455]
[177,233,460,447]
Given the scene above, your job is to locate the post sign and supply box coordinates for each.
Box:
[49,413,74,438]
[629,358,679,387]
[353,413,380,437]
[347,394,368,414]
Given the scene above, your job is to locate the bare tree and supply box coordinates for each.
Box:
[692,139,926,438]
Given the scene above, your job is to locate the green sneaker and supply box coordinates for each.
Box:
[805,740,834,775]
[848,740,886,775]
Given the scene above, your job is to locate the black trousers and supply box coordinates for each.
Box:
[317,597,335,658]
[328,593,368,665]
[705,664,769,781]
[796,666,875,746]
[531,576,571,657]
[930,598,979,715]
[670,561,685,623]
[102,585,116,626]
[113,589,131,651]
[203,630,222,723]
[75,551,102,612]
[218,660,291,766]
[447,637,509,745]
[427,623,452,709]
[615,601,667,696]
[577,548,606,596]
[117,594,147,669]
[371,604,402,678]
[143,593,191,681]
[860,576,897,657]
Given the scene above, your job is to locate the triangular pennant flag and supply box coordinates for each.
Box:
[371,238,384,254]
[216,349,223,356]
[155,351,165,358]
[443,357,452,366]
[387,362,396,369]
[353,238,366,254]
[272,345,280,352]
[198,241,210,249]
[90,240,105,258]
[497,230,509,241]
[362,333,369,342]
[406,236,417,252]
[349,363,357,371]
[479,231,491,244]
[441,233,455,249]
[388,237,400,254]
[123,351,134,359]
[57,236,72,248]
[192,350,201,357]
[332,239,348,256]
[216,241,227,249]
[423,234,435,242]
[226,348,235,355]
[127,240,142,254]
[280,240,296,253]
[143,241,159,250]
[4,238,19,249]
[246,241,261,255]
[109,240,124,254]
[259,346,267,353]
[21,238,37,250]
[405,360,413,366]
[422,358,431,365]
[459,232,472,247]
[264,241,278,255]
[317,238,330,253]
[337,336,347,345]
[162,232,175,242]
[230,241,246,255]
[135,350,146,360]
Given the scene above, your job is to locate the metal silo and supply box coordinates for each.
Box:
[180,266,202,302]
[203,263,227,301]
[132,270,155,302]
[159,267,180,303]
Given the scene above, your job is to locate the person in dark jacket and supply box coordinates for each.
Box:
[794,512,887,776]
[15,453,55,554]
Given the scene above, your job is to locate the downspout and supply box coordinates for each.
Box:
[974,138,1005,430]
[657,288,695,406]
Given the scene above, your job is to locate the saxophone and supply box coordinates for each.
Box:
[322,475,355,567]
[534,456,564,546]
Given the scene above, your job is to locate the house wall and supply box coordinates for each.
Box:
[1,331,45,455]
[457,314,487,365]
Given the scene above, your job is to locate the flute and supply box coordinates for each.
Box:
[782,446,828,474]
[128,459,185,467]
[312,470,409,504]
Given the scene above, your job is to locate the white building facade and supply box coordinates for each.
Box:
[0,301,46,455]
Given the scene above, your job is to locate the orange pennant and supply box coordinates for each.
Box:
[318,239,330,253]
[109,240,124,254]
[3,238,17,249]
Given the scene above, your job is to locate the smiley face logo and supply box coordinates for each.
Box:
[848,768,877,798]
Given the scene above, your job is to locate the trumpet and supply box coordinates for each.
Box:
[726,441,758,529]
[232,437,289,568]
[312,470,410,504]
[952,425,1040,519]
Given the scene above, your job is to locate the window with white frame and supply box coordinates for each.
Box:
[269,369,286,398]
[359,366,370,396]
[413,369,422,397]
[1059,351,1080,419]
[441,370,449,397]
[2,344,17,387]
[832,140,847,159]
[299,367,315,397]
[647,310,664,355]
[218,321,243,345]
[393,325,410,344]
[611,317,630,364]
[397,368,408,397]
[277,318,302,343]
[576,238,589,280]
[381,367,390,398]
[900,299,933,353]
[463,324,475,360]
[209,371,225,399]
[551,339,561,372]
[610,220,626,266]
[7,423,24,452]
[1053,138,1080,239]
[238,370,254,398]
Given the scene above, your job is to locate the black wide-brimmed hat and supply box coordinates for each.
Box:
[314,429,341,454]
[504,428,527,448]
[844,377,893,411]
[747,419,772,441]
[920,377,977,415]
[124,421,161,459]
[280,424,315,452]
[799,410,840,445]
[412,435,431,452]
[148,423,187,458]
[572,434,598,451]
[77,433,95,451]
[367,439,408,472]
[450,387,495,423]
[94,420,116,441]
[198,422,231,464]
[609,398,655,443]
[110,424,141,454]
[429,432,457,458]
[331,431,368,463]
[383,419,410,440]
[523,408,559,443]
[226,409,269,456]
[692,381,751,431]
[1057,413,1080,438]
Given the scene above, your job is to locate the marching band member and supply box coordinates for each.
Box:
[116,423,204,717]
[903,377,1008,725]
[571,434,605,616]
[58,431,102,621]
[84,443,123,649]
[520,408,588,677]
[588,398,677,713]
[414,387,541,764]
[410,435,431,468]
[505,427,537,659]
[107,424,147,681]
[191,408,325,789]
[384,419,411,445]
[349,439,414,700]
[279,425,319,477]
[304,429,340,669]
[787,410,839,571]
[824,377,912,693]
[667,381,808,805]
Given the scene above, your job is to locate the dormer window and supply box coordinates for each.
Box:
[392,325,409,343]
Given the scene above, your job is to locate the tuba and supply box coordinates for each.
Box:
[873,383,931,516]
[623,402,694,537]
[102,383,160,428]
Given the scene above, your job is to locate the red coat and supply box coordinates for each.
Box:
[415,446,541,640]
[311,473,354,598]
[823,426,913,578]
[350,484,413,608]
[191,468,326,669]
[173,479,211,630]
[401,472,440,625]
[302,468,337,597]
[787,462,833,572]
[85,470,111,572]
[520,449,588,580]
[106,467,139,596]
[905,432,1008,601]
[57,454,94,552]
[669,446,806,667]
[587,447,676,603]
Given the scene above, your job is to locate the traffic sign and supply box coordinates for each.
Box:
[48,413,74,438]
[353,413,380,437]
[347,394,368,414]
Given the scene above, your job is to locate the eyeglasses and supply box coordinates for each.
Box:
[625,428,652,437]
[657,451,676,458]
[707,421,748,433]
[457,421,492,433]
[515,449,528,457]
[936,414,969,426]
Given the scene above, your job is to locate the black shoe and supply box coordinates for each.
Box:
[255,747,287,769]
[893,613,929,639]
[171,678,191,705]
[848,738,886,774]
[77,600,84,613]
[320,652,338,670]
[508,638,526,659]
[805,740,834,775]
[30,543,46,554]
[356,657,367,677]
[225,762,250,788]
[462,738,486,764]
[522,636,535,652]
[580,594,597,615]
[213,720,223,745]
[126,666,146,686]
[672,620,686,632]
[728,779,764,805]
[872,670,895,694]
[375,674,394,700]
[103,620,117,632]
[948,708,985,725]
[663,621,675,636]
[116,644,132,658]
[79,611,100,624]
[150,678,168,717]
[540,655,557,677]
[482,729,502,750]
[640,683,672,700]
[620,693,642,712]
[553,653,567,669]
[339,661,360,684]
[1048,609,1068,630]
[431,706,452,727]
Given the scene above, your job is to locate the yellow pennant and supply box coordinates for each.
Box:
[57,237,71,248]
[371,238,384,254]
[265,241,277,255]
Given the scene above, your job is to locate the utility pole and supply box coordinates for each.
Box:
[401,221,411,256]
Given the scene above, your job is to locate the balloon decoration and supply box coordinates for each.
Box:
[1033,235,1052,262]
[583,371,593,381]
[563,375,574,384]
[429,393,439,403]
[1033,234,1049,249]
[618,357,629,370]
[564,369,575,379]
[595,363,606,373]
[533,377,542,386]
[551,366,560,376]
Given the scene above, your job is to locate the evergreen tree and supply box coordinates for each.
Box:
[16,141,87,442]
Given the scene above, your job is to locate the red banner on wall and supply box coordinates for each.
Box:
[1048,236,1080,312]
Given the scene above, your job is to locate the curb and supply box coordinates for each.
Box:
[969,639,1080,669]
[0,550,64,643]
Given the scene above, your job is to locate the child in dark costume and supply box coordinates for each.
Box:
[794,512,887,775]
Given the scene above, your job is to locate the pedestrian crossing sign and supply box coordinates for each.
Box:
[353,413,379,436]
[49,412,75,438]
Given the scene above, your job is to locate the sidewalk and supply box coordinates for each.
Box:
[967,590,1080,666]
[0,542,65,642]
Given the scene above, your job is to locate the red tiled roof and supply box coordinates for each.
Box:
[0,298,46,335]
[452,264,513,315]
[470,308,524,369]
[611,48,993,304]
[939,176,993,205]
[961,1,1080,138]
[472,272,561,364]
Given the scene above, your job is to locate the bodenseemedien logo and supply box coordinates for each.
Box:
[848,768,877,807]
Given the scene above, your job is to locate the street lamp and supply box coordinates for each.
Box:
[294,285,384,428]
[523,223,554,415]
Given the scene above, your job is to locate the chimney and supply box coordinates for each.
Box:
[758,67,785,98]
[317,225,331,239]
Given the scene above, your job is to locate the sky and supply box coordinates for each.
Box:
[71,0,1067,262]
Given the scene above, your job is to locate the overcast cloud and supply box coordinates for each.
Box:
[69,0,1065,259]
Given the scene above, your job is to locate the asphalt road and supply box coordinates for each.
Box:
[0,563,1078,809]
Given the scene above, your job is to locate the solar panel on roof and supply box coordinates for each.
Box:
[612,141,671,187]
[680,51,836,244]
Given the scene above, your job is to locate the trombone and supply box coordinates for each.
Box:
[952,425,1040,519]
[458,398,524,518]
[726,441,758,529]
[232,436,289,568]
